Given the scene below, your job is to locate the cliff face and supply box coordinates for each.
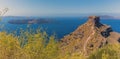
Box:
[60,16,120,56]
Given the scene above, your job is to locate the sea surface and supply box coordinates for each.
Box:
[0,17,120,39]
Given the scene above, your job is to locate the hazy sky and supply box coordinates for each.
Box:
[0,0,120,16]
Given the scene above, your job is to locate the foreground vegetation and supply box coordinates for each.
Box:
[0,31,120,59]
[0,31,59,59]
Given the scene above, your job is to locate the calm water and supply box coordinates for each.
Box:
[1,17,120,39]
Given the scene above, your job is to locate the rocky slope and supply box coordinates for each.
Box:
[60,16,120,56]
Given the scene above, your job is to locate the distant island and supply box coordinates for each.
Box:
[8,18,53,24]
[98,15,120,19]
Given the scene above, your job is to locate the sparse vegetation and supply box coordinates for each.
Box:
[0,30,59,59]
[88,44,120,59]
[0,30,120,59]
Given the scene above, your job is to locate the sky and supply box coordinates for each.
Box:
[0,0,120,16]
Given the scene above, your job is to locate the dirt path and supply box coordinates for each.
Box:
[83,26,95,55]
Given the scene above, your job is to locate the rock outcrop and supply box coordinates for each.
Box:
[60,16,120,56]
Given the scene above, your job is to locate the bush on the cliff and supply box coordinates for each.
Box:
[0,30,120,59]
[88,44,120,59]
[0,31,59,59]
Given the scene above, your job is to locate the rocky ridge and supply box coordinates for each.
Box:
[60,16,120,56]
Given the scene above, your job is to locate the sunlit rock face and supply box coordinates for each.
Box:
[60,16,120,56]
[87,16,103,28]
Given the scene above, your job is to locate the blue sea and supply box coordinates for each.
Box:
[1,17,120,39]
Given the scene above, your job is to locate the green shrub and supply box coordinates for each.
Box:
[0,32,23,59]
[0,28,120,59]
[0,30,59,59]
[88,44,120,59]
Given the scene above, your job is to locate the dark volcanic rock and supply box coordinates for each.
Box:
[60,16,120,56]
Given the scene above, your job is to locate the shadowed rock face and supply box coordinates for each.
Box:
[60,16,120,56]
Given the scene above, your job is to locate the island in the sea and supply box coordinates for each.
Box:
[8,18,53,24]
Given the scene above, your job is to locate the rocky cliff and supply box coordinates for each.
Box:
[60,16,120,56]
